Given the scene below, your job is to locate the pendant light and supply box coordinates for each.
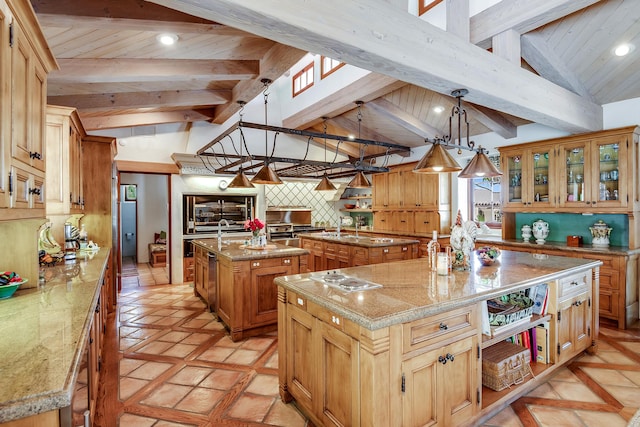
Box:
[251,79,283,185]
[228,101,255,188]
[315,118,337,191]
[347,101,371,188]
[414,89,502,178]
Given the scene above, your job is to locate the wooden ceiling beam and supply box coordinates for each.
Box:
[326,116,400,157]
[366,98,441,140]
[211,43,308,124]
[151,0,602,133]
[49,58,259,83]
[49,89,231,112]
[470,0,603,49]
[79,109,213,130]
[35,13,260,37]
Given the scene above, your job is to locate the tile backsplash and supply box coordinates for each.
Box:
[265,181,344,226]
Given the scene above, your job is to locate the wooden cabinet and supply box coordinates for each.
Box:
[372,163,450,234]
[500,127,640,215]
[555,290,592,364]
[193,245,211,308]
[302,238,325,272]
[402,335,478,427]
[500,143,556,209]
[45,105,86,215]
[216,253,300,341]
[324,242,350,270]
[183,256,195,283]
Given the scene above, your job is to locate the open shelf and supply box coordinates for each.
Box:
[481,314,552,349]
[339,208,372,213]
[340,196,372,200]
[481,361,554,409]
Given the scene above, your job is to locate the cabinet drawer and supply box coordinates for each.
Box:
[308,302,345,332]
[402,304,478,354]
[250,257,295,269]
[287,291,308,311]
[558,270,590,299]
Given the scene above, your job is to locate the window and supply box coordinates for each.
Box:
[419,0,443,16]
[320,56,345,79]
[467,155,502,231]
[292,62,314,97]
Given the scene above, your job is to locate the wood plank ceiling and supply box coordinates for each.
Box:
[30,0,640,174]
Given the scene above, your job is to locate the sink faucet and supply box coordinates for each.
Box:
[217,219,230,248]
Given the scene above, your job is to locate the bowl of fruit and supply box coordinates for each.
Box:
[476,246,501,266]
[0,271,27,299]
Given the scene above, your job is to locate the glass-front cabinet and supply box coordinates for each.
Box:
[502,144,555,210]
[558,136,627,209]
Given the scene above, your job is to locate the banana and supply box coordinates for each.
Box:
[38,225,61,254]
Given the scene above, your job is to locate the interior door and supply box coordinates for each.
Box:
[121,200,137,258]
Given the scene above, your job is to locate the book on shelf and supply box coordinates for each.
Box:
[535,322,550,364]
[529,283,549,315]
[489,315,532,337]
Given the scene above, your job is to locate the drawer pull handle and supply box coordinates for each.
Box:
[297,297,304,306]
[252,262,260,267]
[446,353,455,362]
[283,259,291,264]
[383,249,389,253]
[331,315,341,325]
[439,322,448,331]
[438,355,447,364]
[570,281,579,286]
[573,300,583,307]
[402,247,407,251]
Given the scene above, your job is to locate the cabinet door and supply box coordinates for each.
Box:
[502,146,554,209]
[373,210,391,231]
[286,303,316,413]
[402,335,477,427]
[372,173,388,208]
[183,257,195,282]
[403,170,421,207]
[316,317,360,427]
[10,21,31,167]
[30,59,46,172]
[392,211,413,233]
[249,263,292,326]
[558,141,591,208]
[0,3,10,208]
[417,173,440,208]
[557,290,591,364]
[592,136,627,208]
[387,170,403,208]
[414,211,439,234]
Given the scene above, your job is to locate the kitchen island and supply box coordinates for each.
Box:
[0,249,111,427]
[275,250,601,427]
[191,238,308,341]
[298,232,419,271]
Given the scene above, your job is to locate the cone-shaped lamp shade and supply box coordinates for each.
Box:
[315,174,337,191]
[347,171,371,188]
[458,151,503,178]
[227,171,255,188]
[413,143,462,173]
[251,164,283,184]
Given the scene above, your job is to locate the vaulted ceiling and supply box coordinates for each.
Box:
[30,0,640,170]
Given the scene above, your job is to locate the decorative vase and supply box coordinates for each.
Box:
[589,220,612,247]
[451,250,470,271]
[521,225,532,242]
[251,230,260,246]
[532,219,549,245]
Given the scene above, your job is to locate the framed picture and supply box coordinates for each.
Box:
[125,184,137,201]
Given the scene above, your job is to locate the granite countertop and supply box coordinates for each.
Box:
[297,232,419,247]
[0,249,109,423]
[476,237,640,256]
[275,250,601,331]
[192,238,308,261]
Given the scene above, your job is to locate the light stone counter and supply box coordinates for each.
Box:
[192,238,309,260]
[0,249,109,423]
[274,250,601,330]
[297,232,419,247]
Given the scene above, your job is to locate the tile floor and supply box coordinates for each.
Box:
[101,268,640,426]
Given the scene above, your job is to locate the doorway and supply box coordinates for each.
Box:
[118,172,171,290]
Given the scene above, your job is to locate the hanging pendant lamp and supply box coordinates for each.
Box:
[251,79,283,185]
[347,101,371,188]
[315,118,337,191]
[458,147,502,178]
[414,142,462,173]
[227,101,256,188]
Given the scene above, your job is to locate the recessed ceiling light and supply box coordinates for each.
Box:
[614,43,633,57]
[157,33,178,46]
[348,134,355,140]
[433,105,445,113]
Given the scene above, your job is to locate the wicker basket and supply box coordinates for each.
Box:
[482,341,533,391]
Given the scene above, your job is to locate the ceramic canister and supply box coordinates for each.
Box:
[589,220,612,247]
[532,220,549,244]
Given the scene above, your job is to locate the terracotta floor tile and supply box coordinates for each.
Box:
[548,367,581,382]
[119,377,149,401]
[157,331,191,343]
[200,369,244,390]
[598,350,637,365]
[153,421,196,427]
[175,387,225,414]
[600,384,640,406]
[226,394,275,422]
[621,370,640,387]
[152,308,180,317]
[582,367,637,387]
[216,335,245,348]
[482,404,524,426]
[525,382,562,399]
[180,333,211,345]
[528,405,585,425]
[263,399,308,427]
[128,361,173,380]
[264,351,278,369]
[126,328,160,339]
[163,343,198,358]
[153,316,183,326]
[136,340,175,355]
[168,366,214,386]
[140,383,193,408]
[196,346,235,363]
[119,337,141,351]
[246,374,279,396]
[548,379,605,403]
[241,337,275,351]
[575,409,629,427]
[225,348,261,365]
[118,413,156,426]
[119,358,146,376]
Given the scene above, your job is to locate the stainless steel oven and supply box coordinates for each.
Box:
[183,194,255,234]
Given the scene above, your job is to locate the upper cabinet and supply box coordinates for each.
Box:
[499,127,640,215]
[46,105,86,215]
[372,163,451,234]
[0,0,57,219]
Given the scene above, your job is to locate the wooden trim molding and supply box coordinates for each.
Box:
[418,0,443,16]
[292,62,314,97]
[115,160,180,174]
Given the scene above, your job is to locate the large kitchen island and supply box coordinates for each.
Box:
[275,250,601,427]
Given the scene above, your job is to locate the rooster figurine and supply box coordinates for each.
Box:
[450,210,478,269]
